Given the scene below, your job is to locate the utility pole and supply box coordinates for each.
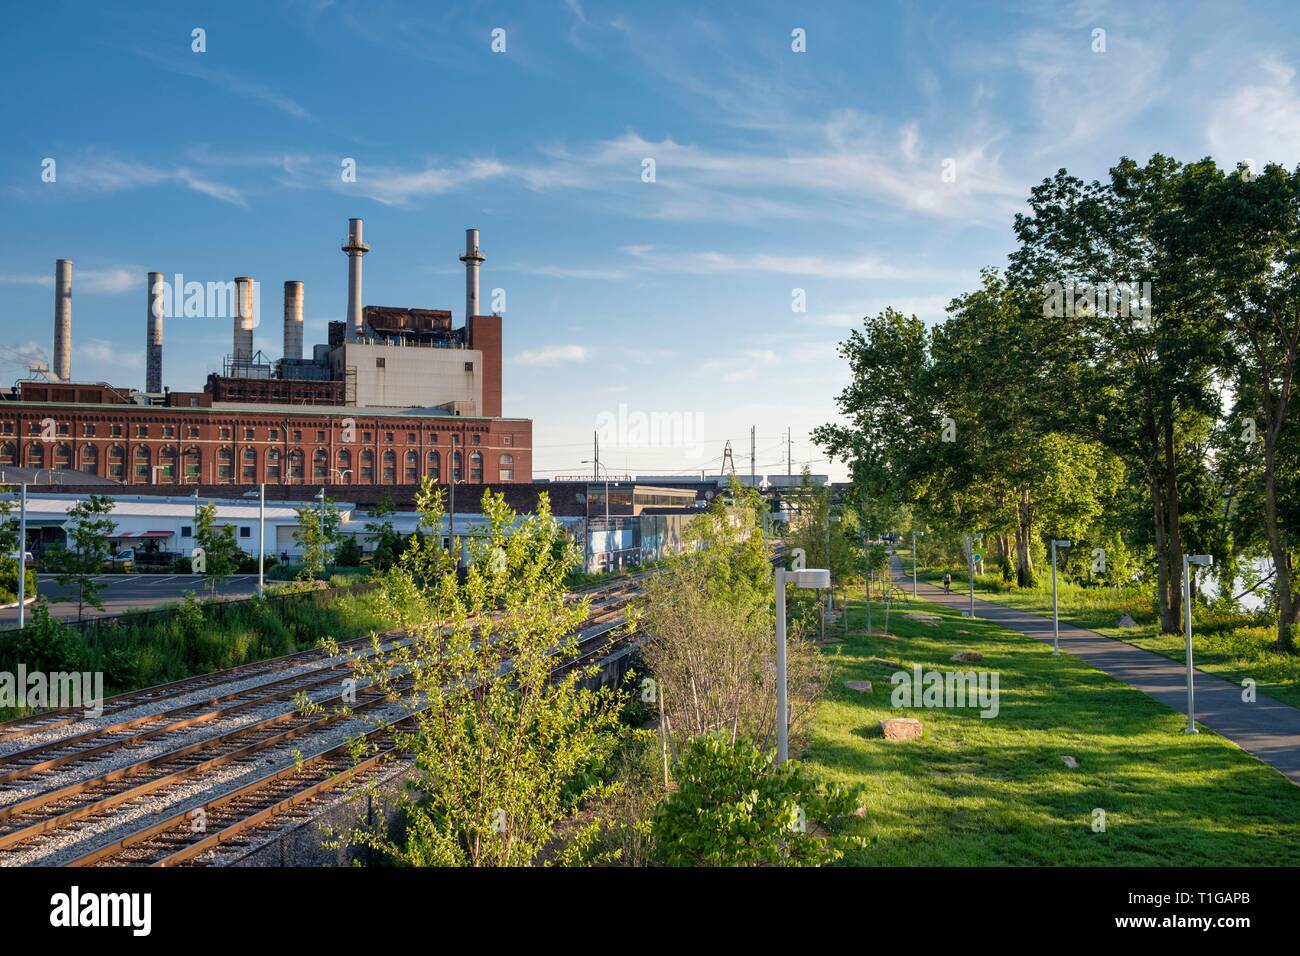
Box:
[750,426,756,487]
[787,427,792,477]
[17,483,27,629]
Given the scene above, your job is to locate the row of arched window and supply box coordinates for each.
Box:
[0,441,512,485]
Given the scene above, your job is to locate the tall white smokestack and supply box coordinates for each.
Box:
[283,280,303,360]
[147,271,164,393]
[459,227,485,321]
[233,277,255,363]
[342,218,369,342]
[53,259,72,382]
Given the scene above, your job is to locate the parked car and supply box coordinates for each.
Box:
[104,549,135,573]
[5,550,35,566]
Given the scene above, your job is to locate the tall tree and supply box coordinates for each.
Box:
[49,495,116,623]
[1187,163,1300,649]
[1010,156,1227,631]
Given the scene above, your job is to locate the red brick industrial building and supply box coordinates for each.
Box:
[5,222,531,489]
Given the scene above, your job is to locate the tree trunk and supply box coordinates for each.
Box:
[1263,437,1297,652]
[1150,471,1175,632]
[1015,489,1035,587]
[1163,416,1185,635]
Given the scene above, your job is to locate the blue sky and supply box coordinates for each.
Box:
[2,0,1299,481]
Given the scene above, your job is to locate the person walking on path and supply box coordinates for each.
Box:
[942,571,952,593]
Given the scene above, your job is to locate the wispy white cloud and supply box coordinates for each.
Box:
[620,244,952,281]
[82,339,144,369]
[131,47,311,120]
[0,341,48,371]
[1207,57,1300,168]
[60,156,246,207]
[515,344,591,366]
[0,266,139,294]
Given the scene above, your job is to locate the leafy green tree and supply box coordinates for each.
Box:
[294,496,341,582]
[48,495,116,623]
[363,492,403,572]
[194,502,241,597]
[1187,163,1300,649]
[652,734,864,867]
[336,488,629,866]
[1010,155,1228,630]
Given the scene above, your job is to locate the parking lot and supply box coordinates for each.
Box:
[0,573,264,626]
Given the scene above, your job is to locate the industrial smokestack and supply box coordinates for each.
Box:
[53,259,72,382]
[233,277,255,362]
[283,280,304,360]
[341,218,369,342]
[459,228,485,321]
[146,271,164,393]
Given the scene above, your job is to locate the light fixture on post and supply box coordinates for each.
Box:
[1182,554,1213,734]
[1050,539,1072,654]
[911,530,924,598]
[774,563,831,765]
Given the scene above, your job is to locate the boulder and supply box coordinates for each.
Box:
[951,651,984,663]
[844,680,873,694]
[1117,614,1138,628]
[1061,755,1078,769]
[870,656,901,668]
[881,717,923,741]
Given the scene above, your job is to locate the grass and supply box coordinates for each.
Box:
[0,583,406,720]
[916,561,1300,709]
[804,593,1300,865]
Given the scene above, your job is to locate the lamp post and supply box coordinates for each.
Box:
[775,564,831,764]
[257,483,265,595]
[911,530,924,598]
[17,483,27,628]
[1183,554,1213,734]
[965,534,981,617]
[315,486,328,569]
[1050,539,1072,654]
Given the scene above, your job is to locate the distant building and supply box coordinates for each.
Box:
[2,222,529,489]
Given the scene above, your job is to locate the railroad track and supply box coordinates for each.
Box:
[0,577,642,867]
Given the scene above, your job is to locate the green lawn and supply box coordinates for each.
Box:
[805,594,1300,865]
[915,562,1300,710]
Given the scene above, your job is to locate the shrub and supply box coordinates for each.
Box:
[653,734,865,867]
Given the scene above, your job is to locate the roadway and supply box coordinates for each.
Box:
[0,574,264,626]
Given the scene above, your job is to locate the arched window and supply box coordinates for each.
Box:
[266,447,281,481]
[24,442,43,468]
[80,444,98,475]
[337,449,352,484]
[0,441,15,465]
[313,448,328,481]
[242,446,257,482]
[451,450,462,482]
[427,449,440,481]
[54,442,72,469]
[183,446,201,483]
[108,444,125,480]
[360,449,374,483]
[216,446,233,482]
[159,445,177,482]
[499,453,513,482]
[134,444,151,482]
[288,449,304,481]
[381,449,396,484]
[404,450,418,482]
[470,451,483,483]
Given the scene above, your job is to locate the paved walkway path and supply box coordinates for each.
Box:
[890,556,1300,785]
